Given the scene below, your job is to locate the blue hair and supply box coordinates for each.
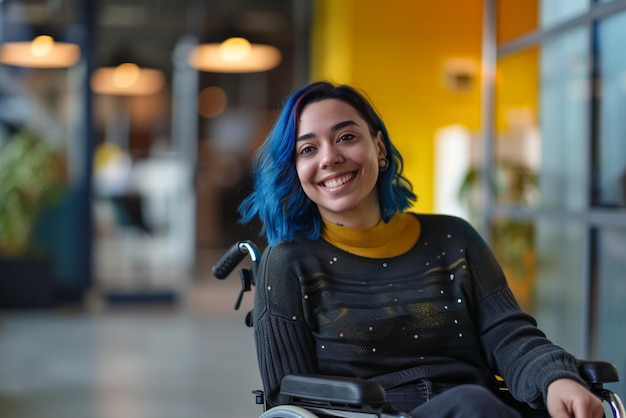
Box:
[238,81,416,245]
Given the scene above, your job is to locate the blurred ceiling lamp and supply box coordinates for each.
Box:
[198,86,228,118]
[91,62,165,96]
[188,37,281,73]
[0,34,81,68]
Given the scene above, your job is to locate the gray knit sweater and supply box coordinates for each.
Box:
[252,213,586,409]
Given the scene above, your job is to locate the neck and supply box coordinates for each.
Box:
[319,197,382,229]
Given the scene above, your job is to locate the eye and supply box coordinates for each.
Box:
[298,145,317,155]
[338,133,356,143]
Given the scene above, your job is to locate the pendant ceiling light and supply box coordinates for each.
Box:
[188,37,281,73]
[0,34,81,68]
[91,62,165,96]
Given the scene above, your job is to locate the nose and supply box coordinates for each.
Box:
[320,143,344,167]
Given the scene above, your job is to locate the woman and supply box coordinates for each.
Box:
[238,81,603,418]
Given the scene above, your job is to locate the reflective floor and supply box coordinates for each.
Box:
[0,267,263,418]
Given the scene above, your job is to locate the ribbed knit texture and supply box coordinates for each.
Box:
[252,213,586,409]
[321,212,420,258]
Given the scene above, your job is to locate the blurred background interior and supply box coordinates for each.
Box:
[0,0,625,417]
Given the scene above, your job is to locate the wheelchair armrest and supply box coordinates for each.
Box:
[578,360,619,384]
[280,374,387,407]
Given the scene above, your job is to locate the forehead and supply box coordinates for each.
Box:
[297,99,364,133]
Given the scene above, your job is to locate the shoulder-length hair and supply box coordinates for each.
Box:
[238,81,416,246]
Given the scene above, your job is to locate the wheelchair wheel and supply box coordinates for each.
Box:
[259,404,320,418]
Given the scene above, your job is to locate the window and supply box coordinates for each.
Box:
[489,0,626,396]
[597,11,626,208]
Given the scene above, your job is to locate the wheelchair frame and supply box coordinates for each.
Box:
[214,240,625,418]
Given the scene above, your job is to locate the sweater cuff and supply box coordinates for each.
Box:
[535,357,588,408]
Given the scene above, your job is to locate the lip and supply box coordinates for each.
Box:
[319,172,357,190]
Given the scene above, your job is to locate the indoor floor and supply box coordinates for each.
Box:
[0,254,264,418]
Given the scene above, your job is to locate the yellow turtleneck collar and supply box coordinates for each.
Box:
[321,213,420,259]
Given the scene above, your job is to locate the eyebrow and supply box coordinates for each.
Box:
[296,120,359,142]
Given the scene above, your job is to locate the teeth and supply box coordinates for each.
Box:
[323,174,353,189]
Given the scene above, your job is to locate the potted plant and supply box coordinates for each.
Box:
[458,161,538,312]
[0,129,66,308]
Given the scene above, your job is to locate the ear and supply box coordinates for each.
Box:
[375,131,387,158]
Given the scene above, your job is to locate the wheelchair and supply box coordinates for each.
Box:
[213,240,626,418]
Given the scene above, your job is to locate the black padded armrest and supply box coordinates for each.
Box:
[280,374,387,407]
[578,360,619,384]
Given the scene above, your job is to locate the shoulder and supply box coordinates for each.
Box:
[254,236,317,321]
[260,236,314,265]
[410,212,478,234]
[257,235,323,283]
[405,213,488,251]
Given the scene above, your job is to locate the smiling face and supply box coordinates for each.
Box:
[295,98,387,228]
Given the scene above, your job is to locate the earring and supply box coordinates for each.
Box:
[379,157,389,172]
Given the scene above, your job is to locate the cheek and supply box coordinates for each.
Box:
[295,162,313,192]
[296,160,312,181]
[361,150,380,173]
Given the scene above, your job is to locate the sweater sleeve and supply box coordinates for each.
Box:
[458,218,587,408]
[252,244,319,408]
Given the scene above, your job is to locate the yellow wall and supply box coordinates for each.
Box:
[311,0,483,212]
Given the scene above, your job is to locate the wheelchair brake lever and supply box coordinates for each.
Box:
[234,268,253,310]
[234,288,245,311]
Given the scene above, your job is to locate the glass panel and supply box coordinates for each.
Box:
[492,218,536,313]
[534,220,585,356]
[596,11,626,208]
[495,0,589,44]
[494,28,593,214]
[494,216,586,355]
[496,0,539,44]
[540,0,588,28]
[494,47,541,209]
[595,227,626,397]
[539,28,589,211]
